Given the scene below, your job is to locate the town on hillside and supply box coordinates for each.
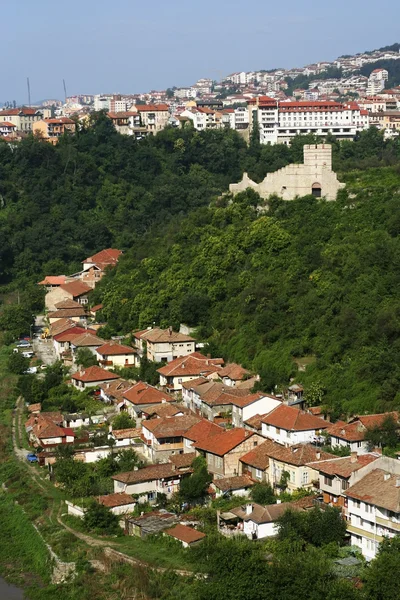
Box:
[1,44,400,146]
[7,244,400,564]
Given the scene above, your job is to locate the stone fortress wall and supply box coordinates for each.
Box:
[229,144,345,201]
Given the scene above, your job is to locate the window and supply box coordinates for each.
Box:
[276,427,280,435]
[357,441,362,448]
[253,441,258,447]
[342,479,349,491]
[324,475,333,487]
[215,456,223,469]
[290,471,296,483]
[353,499,361,509]
[302,471,309,485]
[365,503,374,514]
[255,469,262,480]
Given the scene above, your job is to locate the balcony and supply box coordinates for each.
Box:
[376,515,400,532]
[347,523,383,543]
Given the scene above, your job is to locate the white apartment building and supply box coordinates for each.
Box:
[94,95,112,111]
[345,456,400,560]
[367,69,389,95]
[248,96,369,145]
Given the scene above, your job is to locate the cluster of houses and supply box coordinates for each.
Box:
[33,248,400,557]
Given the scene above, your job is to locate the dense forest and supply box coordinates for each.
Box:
[2,122,400,419]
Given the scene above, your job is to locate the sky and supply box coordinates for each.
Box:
[3,0,400,103]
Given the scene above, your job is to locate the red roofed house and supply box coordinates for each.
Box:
[327,412,399,455]
[30,414,75,448]
[53,326,96,360]
[112,462,192,502]
[95,341,139,370]
[261,404,329,446]
[193,428,265,478]
[0,121,17,137]
[131,104,170,132]
[97,492,136,515]
[157,352,224,392]
[121,381,175,420]
[132,327,196,363]
[38,275,68,290]
[33,118,76,144]
[307,452,380,512]
[45,280,92,311]
[80,248,122,287]
[164,524,206,547]
[0,107,43,132]
[141,414,202,461]
[71,365,119,390]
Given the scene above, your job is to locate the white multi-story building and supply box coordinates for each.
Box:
[248,96,369,145]
[345,456,400,560]
[367,69,389,95]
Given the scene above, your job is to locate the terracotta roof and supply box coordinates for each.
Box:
[123,381,174,406]
[38,275,67,286]
[230,501,304,524]
[240,439,280,470]
[98,492,135,508]
[345,469,400,512]
[236,376,260,390]
[84,248,122,270]
[143,415,201,439]
[70,332,105,347]
[28,403,42,413]
[135,104,169,112]
[264,443,335,467]
[157,353,224,378]
[32,415,75,440]
[244,414,265,431]
[261,404,329,432]
[164,524,206,544]
[96,342,136,356]
[71,366,119,383]
[183,419,223,442]
[60,280,92,298]
[308,406,323,416]
[1,107,38,115]
[143,403,186,419]
[54,299,82,309]
[112,463,179,484]
[0,121,16,128]
[218,363,251,381]
[169,452,197,469]
[44,117,75,124]
[357,412,399,429]
[213,475,255,492]
[307,453,380,478]
[111,428,141,440]
[54,327,95,342]
[193,428,255,456]
[47,307,86,319]
[134,327,195,344]
[230,393,276,409]
[49,318,78,336]
[98,378,133,401]
[91,304,103,312]
[181,377,209,390]
[326,420,365,442]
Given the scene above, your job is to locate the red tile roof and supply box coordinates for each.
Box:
[91,304,103,312]
[83,248,122,270]
[53,327,95,342]
[142,415,201,439]
[123,381,174,406]
[169,452,197,469]
[217,363,251,381]
[261,404,329,432]
[240,439,281,470]
[70,332,105,347]
[133,327,195,344]
[212,475,255,492]
[47,307,86,319]
[345,469,400,512]
[112,462,180,484]
[96,342,136,356]
[50,318,78,336]
[264,443,335,467]
[184,419,223,442]
[71,365,119,383]
[135,104,169,112]
[55,299,82,309]
[193,427,255,456]
[326,420,365,442]
[157,353,224,378]
[38,275,67,286]
[307,453,379,478]
[0,121,16,128]
[111,428,141,440]
[60,280,92,298]
[98,492,135,508]
[164,524,206,544]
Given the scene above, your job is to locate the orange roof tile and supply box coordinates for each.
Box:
[123,381,174,406]
[157,353,224,378]
[96,342,136,356]
[60,280,92,298]
[83,248,122,270]
[193,427,255,456]
[71,365,119,383]
[261,404,329,432]
[307,453,379,478]
[98,492,135,508]
[164,524,206,544]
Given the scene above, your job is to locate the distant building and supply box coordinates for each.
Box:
[367,69,389,95]
[0,107,43,132]
[32,118,76,144]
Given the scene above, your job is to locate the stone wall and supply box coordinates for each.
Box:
[229,144,345,202]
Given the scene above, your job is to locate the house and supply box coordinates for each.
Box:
[217,363,252,387]
[96,341,139,370]
[240,439,280,483]
[142,403,186,420]
[79,248,122,287]
[163,524,206,547]
[98,492,136,515]
[182,419,223,453]
[53,326,96,360]
[38,275,68,290]
[307,452,380,513]
[25,411,63,435]
[0,107,43,132]
[99,378,132,405]
[261,404,329,446]
[112,462,192,502]
[62,413,90,429]
[70,332,106,361]
[45,280,92,311]
[243,413,265,434]
[125,511,178,538]
[0,121,17,137]
[194,428,265,478]
[131,104,170,132]
[109,428,142,447]
[49,318,79,338]
[326,412,399,455]
[344,457,400,560]
[218,498,312,540]
[47,304,87,324]
[71,365,120,390]
[90,304,103,318]
[211,475,255,498]
[121,381,175,420]
[32,118,76,144]
[231,393,281,428]
[158,353,224,392]
[132,327,196,363]
[30,416,76,448]
[141,414,201,461]
[27,403,42,414]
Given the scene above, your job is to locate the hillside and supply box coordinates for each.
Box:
[1,123,400,417]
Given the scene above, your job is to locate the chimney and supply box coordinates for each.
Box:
[246,503,253,515]
[316,451,321,460]
[350,452,358,463]
[134,466,138,471]
[396,478,400,488]
[207,354,211,359]
[384,473,391,481]
[169,326,172,336]
[276,499,281,505]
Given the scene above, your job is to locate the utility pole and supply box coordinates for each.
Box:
[63,79,67,103]
[27,77,31,107]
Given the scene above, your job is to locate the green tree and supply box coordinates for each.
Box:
[112,412,135,430]
[179,456,212,504]
[0,305,33,338]
[7,352,30,374]
[75,347,98,368]
[364,414,399,450]
[250,482,275,505]
[83,500,120,534]
[363,536,400,600]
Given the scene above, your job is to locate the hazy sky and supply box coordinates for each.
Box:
[3,0,400,102]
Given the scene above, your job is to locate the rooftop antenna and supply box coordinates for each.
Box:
[27,77,31,107]
[63,79,67,103]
